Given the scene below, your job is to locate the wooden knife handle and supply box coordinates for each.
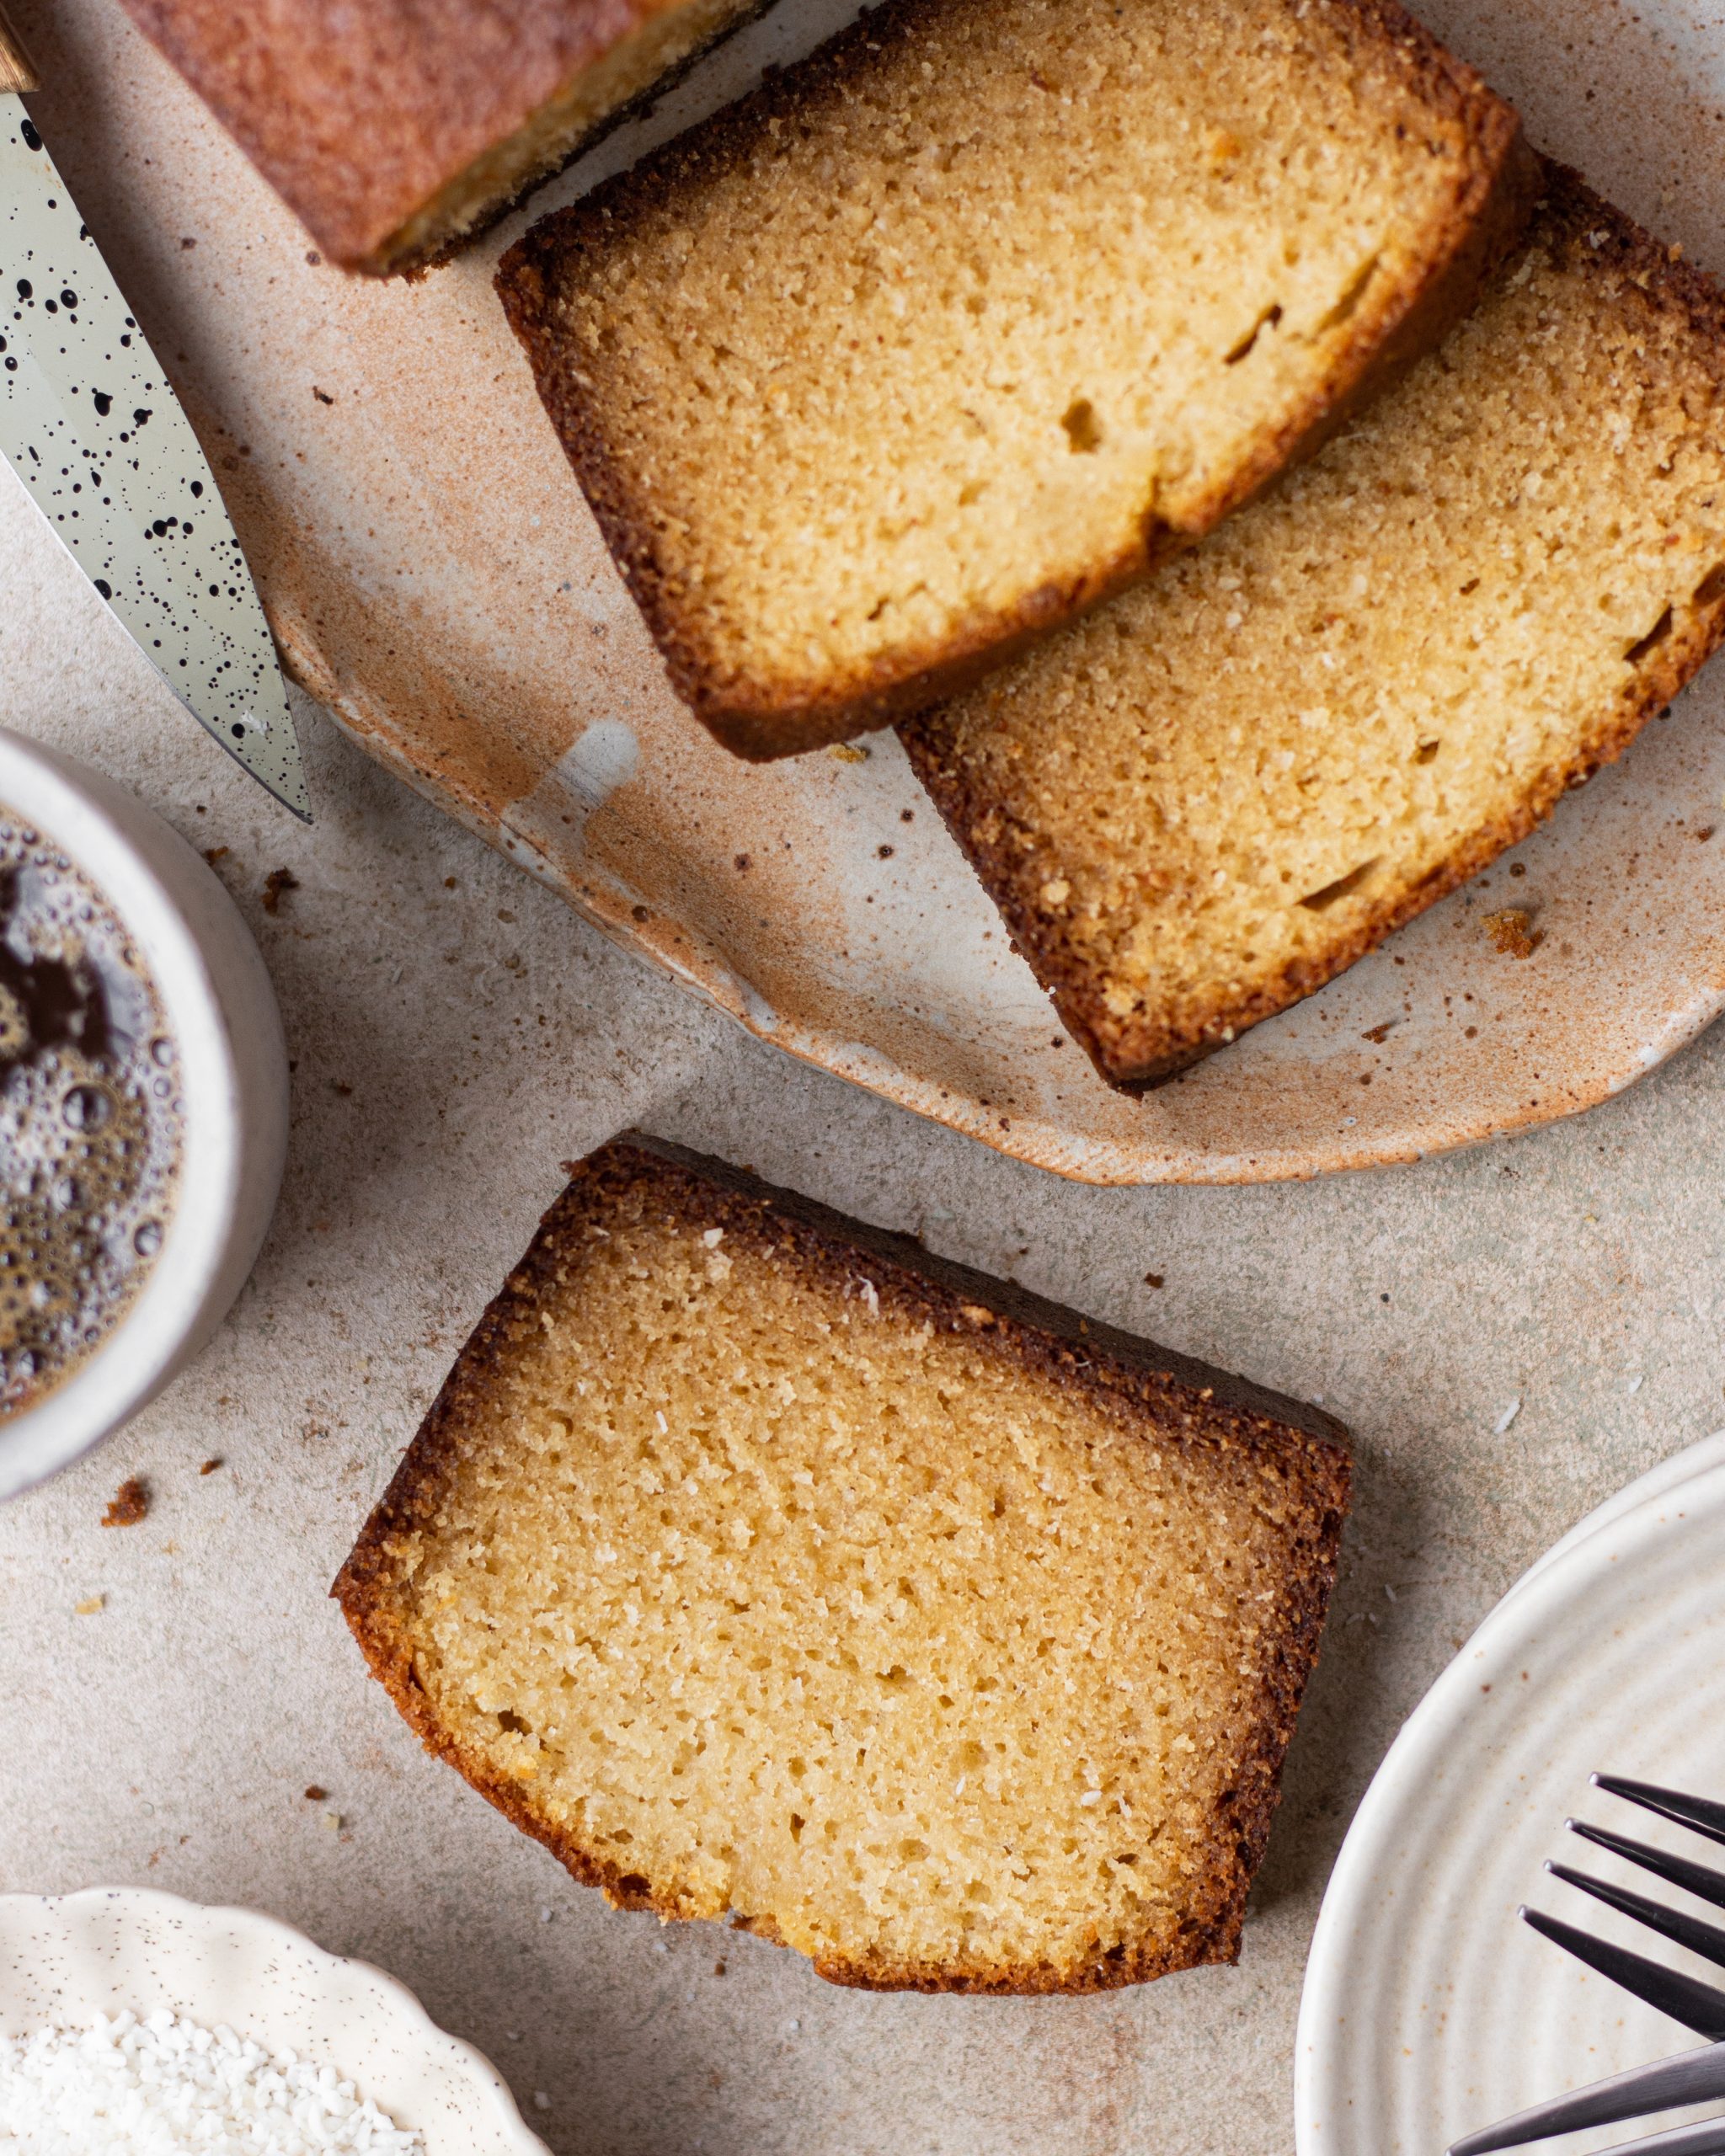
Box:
[0,4,40,95]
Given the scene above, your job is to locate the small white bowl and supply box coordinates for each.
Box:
[0,1889,550,2154]
[0,728,289,1500]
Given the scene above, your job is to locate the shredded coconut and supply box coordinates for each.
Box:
[0,2009,425,2153]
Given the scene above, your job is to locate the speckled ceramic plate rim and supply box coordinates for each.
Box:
[1294,1450,1725,2155]
[280,645,1725,1192]
[0,1886,550,2154]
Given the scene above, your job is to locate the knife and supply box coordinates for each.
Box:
[0,8,309,819]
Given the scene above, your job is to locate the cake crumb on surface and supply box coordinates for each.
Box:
[101,1476,150,1528]
[1483,908,1541,958]
[260,867,300,915]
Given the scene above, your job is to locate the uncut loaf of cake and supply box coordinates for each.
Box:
[902,167,1725,1090]
[496,0,1532,758]
[115,0,774,276]
[334,1134,1350,1993]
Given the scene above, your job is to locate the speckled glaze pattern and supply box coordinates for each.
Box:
[0,1888,551,2154]
[1297,1440,1725,2155]
[0,96,307,814]
[13,0,1725,1183]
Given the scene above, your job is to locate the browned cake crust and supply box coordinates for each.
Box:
[900,163,1725,1091]
[334,1133,1351,1993]
[114,0,772,276]
[495,0,1534,759]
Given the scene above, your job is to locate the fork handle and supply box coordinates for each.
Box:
[0,4,40,96]
[1450,2041,1725,2155]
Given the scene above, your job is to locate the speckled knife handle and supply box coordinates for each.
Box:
[0,5,40,95]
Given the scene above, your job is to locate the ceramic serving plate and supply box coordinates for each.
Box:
[13,0,1725,1184]
[1296,1447,1725,2155]
[0,1888,549,2154]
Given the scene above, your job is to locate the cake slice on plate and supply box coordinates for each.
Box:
[901,167,1725,1089]
[335,1133,1349,1993]
[497,0,1531,756]
[116,0,779,275]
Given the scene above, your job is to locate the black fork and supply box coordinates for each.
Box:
[1448,1776,1725,2156]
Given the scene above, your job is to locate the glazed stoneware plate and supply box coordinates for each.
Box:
[0,1888,549,2153]
[13,0,1725,1182]
[1296,1447,1725,2155]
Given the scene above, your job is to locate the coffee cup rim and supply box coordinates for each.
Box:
[0,729,289,1499]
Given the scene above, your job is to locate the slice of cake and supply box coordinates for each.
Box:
[495,0,1532,758]
[115,0,777,277]
[334,1134,1350,1993]
[901,165,1725,1090]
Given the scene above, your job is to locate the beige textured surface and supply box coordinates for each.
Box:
[6,437,1725,2151]
[9,0,1725,2144]
[11,0,1725,1182]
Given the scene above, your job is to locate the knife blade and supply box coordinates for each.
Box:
[0,18,309,819]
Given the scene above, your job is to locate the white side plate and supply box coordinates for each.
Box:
[1297,1455,1725,2154]
[0,1889,549,2156]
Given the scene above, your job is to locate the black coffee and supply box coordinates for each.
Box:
[0,818,184,1417]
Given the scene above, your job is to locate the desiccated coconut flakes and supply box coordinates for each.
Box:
[0,2008,425,2153]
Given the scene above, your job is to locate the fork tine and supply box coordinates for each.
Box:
[1571,1821,1725,1913]
[1595,1777,1725,1849]
[1549,1863,1725,1973]
[1521,1908,1725,2036]
[1446,2041,1725,2154]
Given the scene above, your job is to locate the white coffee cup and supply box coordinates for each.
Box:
[0,728,289,1499]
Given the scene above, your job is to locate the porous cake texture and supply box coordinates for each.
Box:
[902,168,1725,1089]
[117,0,772,276]
[335,1134,1350,1993]
[496,0,1531,757]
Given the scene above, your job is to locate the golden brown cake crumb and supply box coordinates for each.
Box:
[260,868,299,916]
[101,1476,150,1528]
[1483,909,1541,958]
